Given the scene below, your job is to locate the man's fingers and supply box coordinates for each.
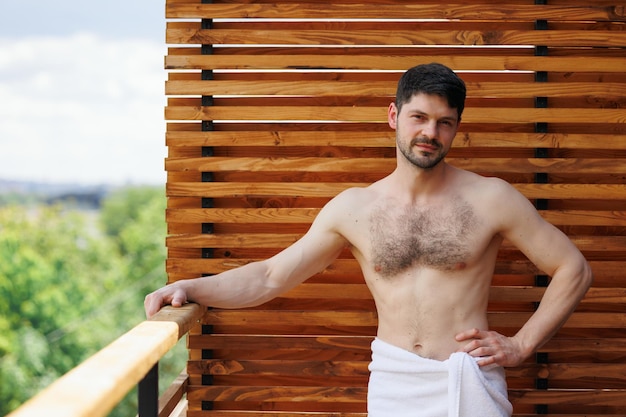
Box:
[144,292,172,318]
[455,330,525,367]
[476,355,498,367]
[170,292,187,308]
[459,338,481,353]
[144,295,163,318]
[144,286,189,318]
[455,327,483,342]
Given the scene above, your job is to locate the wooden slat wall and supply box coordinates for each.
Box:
[164,1,626,415]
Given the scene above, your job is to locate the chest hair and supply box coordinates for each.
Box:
[369,197,478,277]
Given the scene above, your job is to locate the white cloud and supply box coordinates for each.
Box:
[0,33,166,185]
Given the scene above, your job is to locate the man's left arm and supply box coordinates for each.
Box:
[458,180,593,367]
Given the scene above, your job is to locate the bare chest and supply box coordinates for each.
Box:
[369,198,480,277]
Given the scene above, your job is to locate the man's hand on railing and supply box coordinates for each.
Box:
[144,281,189,318]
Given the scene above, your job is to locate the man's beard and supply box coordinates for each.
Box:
[397,135,446,170]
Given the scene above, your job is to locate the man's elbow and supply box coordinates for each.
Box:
[579,259,594,290]
[571,257,594,296]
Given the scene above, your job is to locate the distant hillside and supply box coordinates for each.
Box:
[0,179,112,209]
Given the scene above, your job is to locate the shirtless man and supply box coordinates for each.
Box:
[144,63,593,416]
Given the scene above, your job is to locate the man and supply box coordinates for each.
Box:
[145,63,593,416]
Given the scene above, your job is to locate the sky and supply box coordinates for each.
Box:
[0,0,168,185]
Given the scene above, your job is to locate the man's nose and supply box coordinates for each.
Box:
[422,120,438,138]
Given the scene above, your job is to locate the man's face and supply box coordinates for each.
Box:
[388,93,460,170]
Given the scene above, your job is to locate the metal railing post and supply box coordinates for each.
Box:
[138,363,159,417]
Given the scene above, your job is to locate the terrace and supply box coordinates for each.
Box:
[8,1,626,416]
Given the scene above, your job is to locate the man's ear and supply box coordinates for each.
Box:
[388,102,398,130]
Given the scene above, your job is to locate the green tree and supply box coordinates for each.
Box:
[1,186,185,417]
[0,205,125,412]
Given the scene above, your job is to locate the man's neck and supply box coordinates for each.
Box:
[390,161,451,202]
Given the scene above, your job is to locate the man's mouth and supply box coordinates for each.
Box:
[412,139,439,152]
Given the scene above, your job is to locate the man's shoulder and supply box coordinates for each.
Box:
[334,183,382,204]
[456,169,514,194]
[459,172,535,224]
[318,184,381,223]
[310,185,379,244]
[450,170,525,215]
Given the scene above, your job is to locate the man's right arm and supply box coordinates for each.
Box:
[144,194,351,318]
[144,260,278,318]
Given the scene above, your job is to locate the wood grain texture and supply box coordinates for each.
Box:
[164,0,626,414]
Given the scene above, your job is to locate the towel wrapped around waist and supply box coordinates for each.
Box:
[367,338,513,417]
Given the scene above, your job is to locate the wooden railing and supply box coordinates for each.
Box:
[7,304,204,417]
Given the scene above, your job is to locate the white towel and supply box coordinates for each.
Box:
[367,338,513,417]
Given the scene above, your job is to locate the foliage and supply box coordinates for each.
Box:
[0,186,185,417]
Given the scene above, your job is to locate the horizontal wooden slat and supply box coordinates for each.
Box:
[509,389,626,406]
[186,384,626,406]
[191,359,369,377]
[166,182,358,197]
[540,211,626,226]
[201,310,626,329]
[514,184,626,200]
[189,334,626,354]
[166,182,626,200]
[189,335,373,351]
[165,54,626,72]
[166,131,626,150]
[539,337,626,353]
[166,80,626,98]
[166,3,626,21]
[165,106,626,124]
[529,363,626,382]
[203,310,378,327]
[167,208,319,223]
[490,312,626,329]
[190,360,626,385]
[190,333,626,353]
[165,157,626,175]
[166,28,626,47]
[166,157,393,173]
[165,208,626,227]
[187,385,367,403]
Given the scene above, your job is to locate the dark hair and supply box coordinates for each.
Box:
[395,63,467,119]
